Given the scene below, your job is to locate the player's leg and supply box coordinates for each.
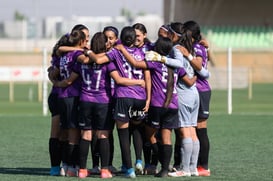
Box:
[197,91,211,176]
[48,92,62,176]
[114,98,135,178]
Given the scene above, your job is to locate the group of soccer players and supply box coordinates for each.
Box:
[47,20,212,179]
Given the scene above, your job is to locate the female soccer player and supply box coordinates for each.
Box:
[48,24,91,177]
[103,26,119,50]
[116,36,180,177]
[47,34,69,176]
[161,21,211,176]
[181,20,212,176]
[166,22,200,177]
[145,22,201,177]
[88,26,120,175]
[51,29,88,177]
[86,26,151,178]
[132,23,154,52]
[75,32,114,178]
[131,23,154,175]
[70,24,90,49]
[157,24,169,38]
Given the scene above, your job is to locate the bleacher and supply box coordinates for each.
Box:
[202,26,273,49]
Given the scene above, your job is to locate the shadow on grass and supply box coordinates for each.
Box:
[0,167,49,176]
[0,168,130,177]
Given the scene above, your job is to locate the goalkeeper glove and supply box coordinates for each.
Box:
[145,51,167,63]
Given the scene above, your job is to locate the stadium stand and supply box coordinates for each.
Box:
[202,26,273,49]
[164,0,273,49]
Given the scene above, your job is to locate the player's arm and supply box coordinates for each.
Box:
[110,70,145,87]
[176,45,210,78]
[115,44,147,69]
[176,45,202,70]
[181,75,197,87]
[57,46,84,56]
[85,50,110,65]
[48,66,60,83]
[77,53,91,64]
[52,72,79,87]
[143,69,151,112]
[145,48,187,68]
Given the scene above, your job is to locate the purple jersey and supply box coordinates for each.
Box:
[106,47,146,99]
[58,50,82,98]
[73,62,112,103]
[193,43,211,92]
[50,56,61,94]
[177,67,187,81]
[146,61,178,109]
[140,42,154,54]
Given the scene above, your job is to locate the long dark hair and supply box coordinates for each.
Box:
[91,32,107,54]
[68,30,86,46]
[71,24,89,32]
[183,20,202,43]
[51,33,69,57]
[169,22,194,54]
[168,22,184,44]
[120,26,136,47]
[154,37,173,56]
[154,37,175,108]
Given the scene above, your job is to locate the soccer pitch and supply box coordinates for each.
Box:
[0,83,272,181]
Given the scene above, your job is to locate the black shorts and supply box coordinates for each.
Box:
[113,98,146,123]
[58,96,79,129]
[48,92,60,117]
[147,106,178,129]
[198,90,211,120]
[78,101,113,131]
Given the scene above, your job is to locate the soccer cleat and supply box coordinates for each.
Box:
[144,165,158,175]
[89,166,101,175]
[125,168,136,178]
[172,165,180,172]
[50,166,60,176]
[197,166,211,176]
[154,169,168,177]
[66,166,77,177]
[119,165,127,173]
[168,170,191,177]
[108,165,118,173]
[191,168,199,176]
[78,169,89,178]
[60,164,68,176]
[135,160,143,175]
[100,169,113,178]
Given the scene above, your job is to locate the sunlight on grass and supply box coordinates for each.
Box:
[0,83,273,180]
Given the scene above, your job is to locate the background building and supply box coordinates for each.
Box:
[164,0,273,26]
[162,0,273,85]
[0,1,272,85]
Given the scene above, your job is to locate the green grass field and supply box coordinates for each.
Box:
[0,83,273,181]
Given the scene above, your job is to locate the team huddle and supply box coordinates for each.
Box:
[47,21,211,178]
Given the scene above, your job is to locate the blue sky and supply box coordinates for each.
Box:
[0,0,163,21]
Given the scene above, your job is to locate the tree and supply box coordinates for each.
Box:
[137,11,146,16]
[120,8,133,23]
[14,10,27,21]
